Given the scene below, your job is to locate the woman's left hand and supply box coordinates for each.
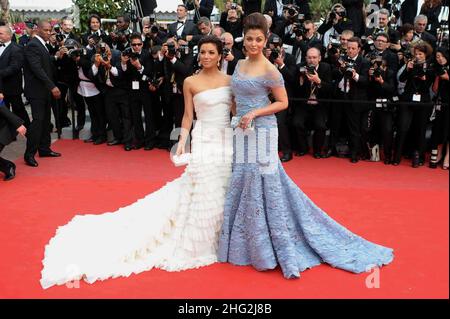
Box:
[240,111,256,130]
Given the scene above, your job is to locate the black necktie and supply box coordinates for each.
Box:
[0,43,5,47]
[178,20,185,25]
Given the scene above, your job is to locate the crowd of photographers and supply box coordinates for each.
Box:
[0,0,449,171]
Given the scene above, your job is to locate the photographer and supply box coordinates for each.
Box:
[160,37,194,147]
[366,38,397,164]
[0,26,30,127]
[57,16,81,43]
[429,47,449,169]
[82,14,109,47]
[168,5,199,40]
[319,3,353,48]
[292,20,322,64]
[146,46,167,150]
[395,42,435,167]
[123,33,157,151]
[220,32,244,75]
[367,32,399,75]
[142,17,167,50]
[220,2,244,41]
[109,15,133,51]
[264,35,297,162]
[329,37,370,163]
[185,0,215,23]
[72,46,107,145]
[295,47,333,158]
[413,15,437,48]
[186,17,214,48]
[92,42,133,151]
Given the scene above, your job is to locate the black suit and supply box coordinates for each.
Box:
[0,42,30,127]
[23,37,58,157]
[167,20,198,41]
[294,62,333,154]
[186,0,214,23]
[276,53,297,154]
[223,48,245,75]
[331,54,370,158]
[342,0,366,37]
[0,100,24,175]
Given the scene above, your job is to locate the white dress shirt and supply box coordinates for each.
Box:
[0,41,11,57]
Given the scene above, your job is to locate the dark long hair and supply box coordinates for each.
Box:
[197,35,224,69]
[243,12,269,38]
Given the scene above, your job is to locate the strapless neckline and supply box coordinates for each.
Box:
[193,86,231,100]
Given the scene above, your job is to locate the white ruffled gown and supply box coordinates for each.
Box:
[40,87,234,289]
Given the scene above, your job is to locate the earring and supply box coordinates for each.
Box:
[217,61,220,67]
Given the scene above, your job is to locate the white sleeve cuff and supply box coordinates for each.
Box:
[110,67,119,77]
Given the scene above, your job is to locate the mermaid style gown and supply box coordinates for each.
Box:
[40,87,233,289]
[217,62,394,279]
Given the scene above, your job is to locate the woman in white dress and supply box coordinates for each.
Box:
[40,36,234,289]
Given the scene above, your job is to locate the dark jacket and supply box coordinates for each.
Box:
[23,37,57,99]
[186,0,215,23]
[167,20,198,40]
[298,62,333,105]
[342,0,366,37]
[0,43,24,96]
[0,98,24,146]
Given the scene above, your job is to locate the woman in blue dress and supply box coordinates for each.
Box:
[218,13,394,279]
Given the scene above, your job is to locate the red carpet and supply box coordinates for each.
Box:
[0,140,448,299]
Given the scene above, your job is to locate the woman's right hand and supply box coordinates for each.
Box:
[176,142,185,156]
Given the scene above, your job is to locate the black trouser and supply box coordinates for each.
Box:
[71,90,86,128]
[56,83,71,125]
[370,108,395,160]
[4,94,30,128]
[150,91,163,133]
[430,105,449,148]
[395,103,433,158]
[25,96,53,157]
[0,144,13,175]
[157,93,176,146]
[104,87,132,145]
[329,97,348,151]
[130,90,156,146]
[276,108,292,154]
[345,106,372,158]
[84,94,107,141]
[293,103,328,154]
[172,93,185,131]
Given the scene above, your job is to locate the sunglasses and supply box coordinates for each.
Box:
[131,43,143,46]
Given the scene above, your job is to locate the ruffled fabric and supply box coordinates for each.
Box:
[40,87,233,289]
[218,63,394,279]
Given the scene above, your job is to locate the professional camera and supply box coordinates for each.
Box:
[97,42,109,61]
[413,61,428,77]
[223,48,231,57]
[151,25,159,34]
[268,36,282,63]
[402,48,414,61]
[299,64,316,75]
[339,56,356,78]
[329,7,346,21]
[369,55,385,78]
[328,35,341,56]
[283,4,300,19]
[68,48,87,58]
[53,24,65,43]
[230,3,238,10]
[166,42,178,56]
[435,64,449,76]
[293,22,307,37]
[361,35,375,52]
[179,44,190,55]
[122,47,140,60]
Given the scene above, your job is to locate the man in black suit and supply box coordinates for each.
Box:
[124,33,157,150]
[23,21,62,167]
[220,33,244,75]
[160,37,194,147]
[265,35,298,162]
[0,94,27,181]
[413,15,437,48]
[295,47,333,158]
[168,5,199,40]
[333,37,370,163]
[185,0,215,23]
[60,16,81,43]
[0,26,30,128]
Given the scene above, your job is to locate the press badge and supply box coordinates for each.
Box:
[132,81,140,90]
[413,94,421,102]
[376,99,387,108]
[173,84,178,94]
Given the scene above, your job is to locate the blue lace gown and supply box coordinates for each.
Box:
[217,62,394,279]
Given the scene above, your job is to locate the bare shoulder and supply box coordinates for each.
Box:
[265,61,279,74]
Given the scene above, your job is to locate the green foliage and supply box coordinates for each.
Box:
[73,0,131,33]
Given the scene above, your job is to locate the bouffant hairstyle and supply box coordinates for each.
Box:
[243,12,269,38]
